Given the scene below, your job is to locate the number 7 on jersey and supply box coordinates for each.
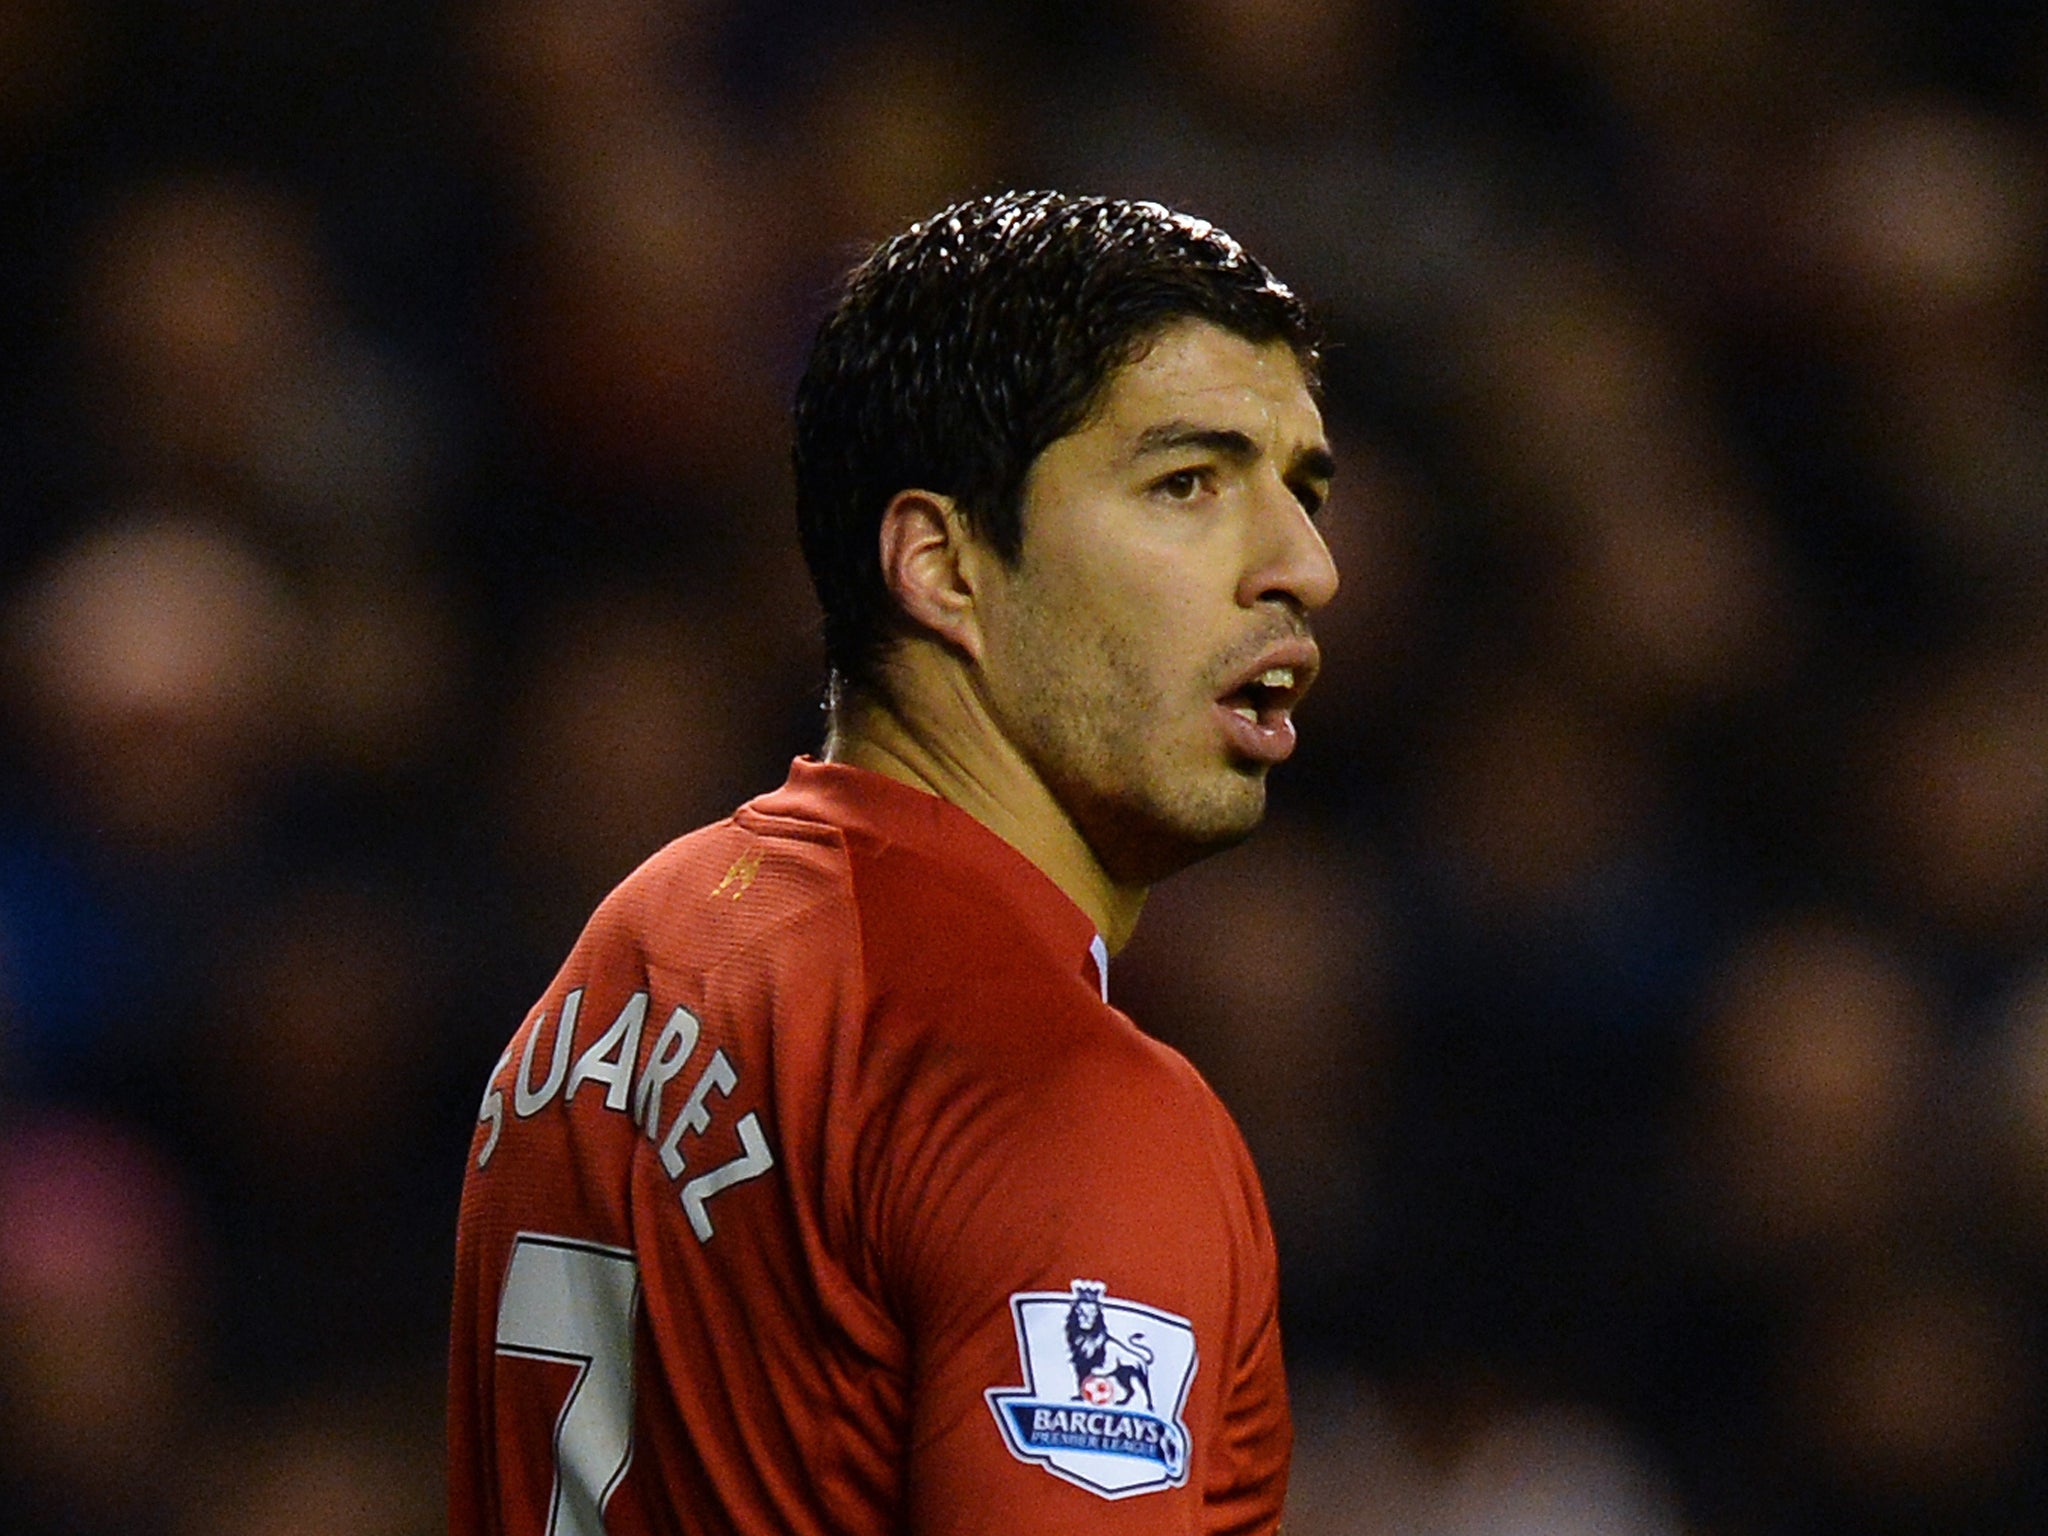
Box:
[494,1234,642,1536]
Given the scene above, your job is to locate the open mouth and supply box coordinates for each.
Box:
[1223,665,1302,726]
[1214,646,1316,766]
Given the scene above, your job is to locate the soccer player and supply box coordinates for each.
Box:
[449,190,1339,1535]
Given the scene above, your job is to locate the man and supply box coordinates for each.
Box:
[449,190,1339,1535]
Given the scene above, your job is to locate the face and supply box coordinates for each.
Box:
[973,318,1339,885]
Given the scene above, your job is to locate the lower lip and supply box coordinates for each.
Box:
[1215,701,1298,765]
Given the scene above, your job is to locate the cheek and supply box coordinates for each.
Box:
[1086,615,1197,746]
[1111,594,1207,696]
[1003,553,1208,721]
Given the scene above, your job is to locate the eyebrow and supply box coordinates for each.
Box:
[1292,443,1338,484]
[1131,422,1337,484]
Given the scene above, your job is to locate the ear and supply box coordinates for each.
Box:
[878,489,987,662]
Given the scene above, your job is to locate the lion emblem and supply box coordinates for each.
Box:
[1064,1282,1155,1410]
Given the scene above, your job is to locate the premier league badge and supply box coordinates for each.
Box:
[985,1280,1198,1498]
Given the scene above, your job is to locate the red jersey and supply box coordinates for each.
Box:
[449,758,1290,1535]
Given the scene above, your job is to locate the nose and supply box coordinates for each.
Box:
[1239,480,1340,614]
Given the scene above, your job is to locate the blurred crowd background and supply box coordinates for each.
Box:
[4,1,2048,1532]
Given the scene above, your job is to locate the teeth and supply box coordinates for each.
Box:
[1228,666,1297,724]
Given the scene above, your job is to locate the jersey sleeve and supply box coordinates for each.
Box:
[860,981,1290,1536]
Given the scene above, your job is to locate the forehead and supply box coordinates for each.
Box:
[1081,318,1322,443]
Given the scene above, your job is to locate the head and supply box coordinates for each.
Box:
[796,191,1338,886]
[1069,1284,1105,1337]
[796,190,1320,698]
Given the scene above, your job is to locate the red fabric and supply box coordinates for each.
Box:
[449,759,1289,1535]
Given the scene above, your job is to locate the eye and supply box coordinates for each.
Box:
[1286,470,1332,518]
[1152,468,1211,502]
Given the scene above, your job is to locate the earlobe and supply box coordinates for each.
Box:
[878,490,985,662]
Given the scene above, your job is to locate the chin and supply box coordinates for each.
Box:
[1089,772,1269,886]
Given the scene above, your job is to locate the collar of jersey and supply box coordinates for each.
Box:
[755,757,1108,1000]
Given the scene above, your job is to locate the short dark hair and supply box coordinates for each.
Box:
[793,190,1318,699]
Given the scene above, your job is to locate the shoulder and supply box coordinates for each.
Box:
[578,803,862,985]
[863,944,1245,1216]
[826,824,1085,1011]
[861,959,1272,1356]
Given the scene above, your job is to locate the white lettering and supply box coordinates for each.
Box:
[678,1111,774,1242]
[485,986,777,1246]
[658,1048,735,1179]
[515,989,581,1117]
[475,1044,514,1169]
[632,1006,701,1138]
[567,991,648,1111]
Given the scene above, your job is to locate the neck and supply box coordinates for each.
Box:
[823,671,1149,954]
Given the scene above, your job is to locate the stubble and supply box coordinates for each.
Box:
[1001,600,1270,888]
